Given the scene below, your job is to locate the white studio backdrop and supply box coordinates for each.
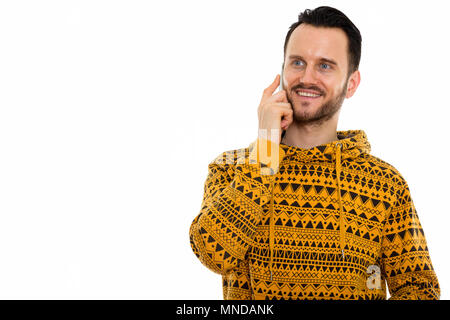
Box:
[0,0,448,299]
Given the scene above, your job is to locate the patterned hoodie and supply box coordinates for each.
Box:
[189,129,440,300]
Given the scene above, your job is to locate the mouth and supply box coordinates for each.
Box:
[295,90,323,100]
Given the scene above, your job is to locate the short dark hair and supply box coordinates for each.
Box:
[283,6,362,77]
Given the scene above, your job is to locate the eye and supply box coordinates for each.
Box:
[293,60,304,66]
[320,63,331,69]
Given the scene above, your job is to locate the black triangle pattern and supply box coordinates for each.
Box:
[190,130,440,300]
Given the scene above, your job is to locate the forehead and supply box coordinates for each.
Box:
[286,24,348,69]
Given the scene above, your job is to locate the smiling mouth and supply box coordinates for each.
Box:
[295,90,323,99]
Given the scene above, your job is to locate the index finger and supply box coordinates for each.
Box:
[261,74,280,101]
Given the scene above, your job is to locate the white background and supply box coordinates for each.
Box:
[0,0,448,299]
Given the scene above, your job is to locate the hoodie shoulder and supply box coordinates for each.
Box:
[358,153,409,190]
[210,145,251,167]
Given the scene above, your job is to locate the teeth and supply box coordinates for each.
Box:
[297,91,320,97]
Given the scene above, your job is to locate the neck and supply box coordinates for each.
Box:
[281,119,340,149]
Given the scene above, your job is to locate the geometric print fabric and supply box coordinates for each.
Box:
[189,130,440,300]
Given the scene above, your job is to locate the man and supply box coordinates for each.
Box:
[189,6,440,300]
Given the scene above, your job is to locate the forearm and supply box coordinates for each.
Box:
[190,163,273,275]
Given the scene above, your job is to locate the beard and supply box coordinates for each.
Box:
[286,82,348,127]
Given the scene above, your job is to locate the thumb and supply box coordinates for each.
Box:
[270,89,288,103]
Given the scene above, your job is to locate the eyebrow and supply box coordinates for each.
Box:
[288,54,338,67]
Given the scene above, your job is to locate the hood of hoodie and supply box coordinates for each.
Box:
[279,129,371,162]
[250,129,371,281]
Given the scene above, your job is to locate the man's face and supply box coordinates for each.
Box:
[283,24,356,126]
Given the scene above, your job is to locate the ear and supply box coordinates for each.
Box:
[345,70,361,98]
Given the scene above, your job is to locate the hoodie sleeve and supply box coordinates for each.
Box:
[380,173,440,300]
[189,138,284,275]
[222,253,253,299]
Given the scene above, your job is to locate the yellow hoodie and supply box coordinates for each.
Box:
[189,130,440,300]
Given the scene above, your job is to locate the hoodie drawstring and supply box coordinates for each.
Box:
[269,176,274,281]
[267,141,346,281]
[335,142,345,260]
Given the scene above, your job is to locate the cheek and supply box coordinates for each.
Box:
[322,80,342,98]
[284,70,299,86]
[283,74,293,89]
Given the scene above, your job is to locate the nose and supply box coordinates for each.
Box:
[300,64,318,84]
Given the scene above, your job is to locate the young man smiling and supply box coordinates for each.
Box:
[189,6,440,300]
